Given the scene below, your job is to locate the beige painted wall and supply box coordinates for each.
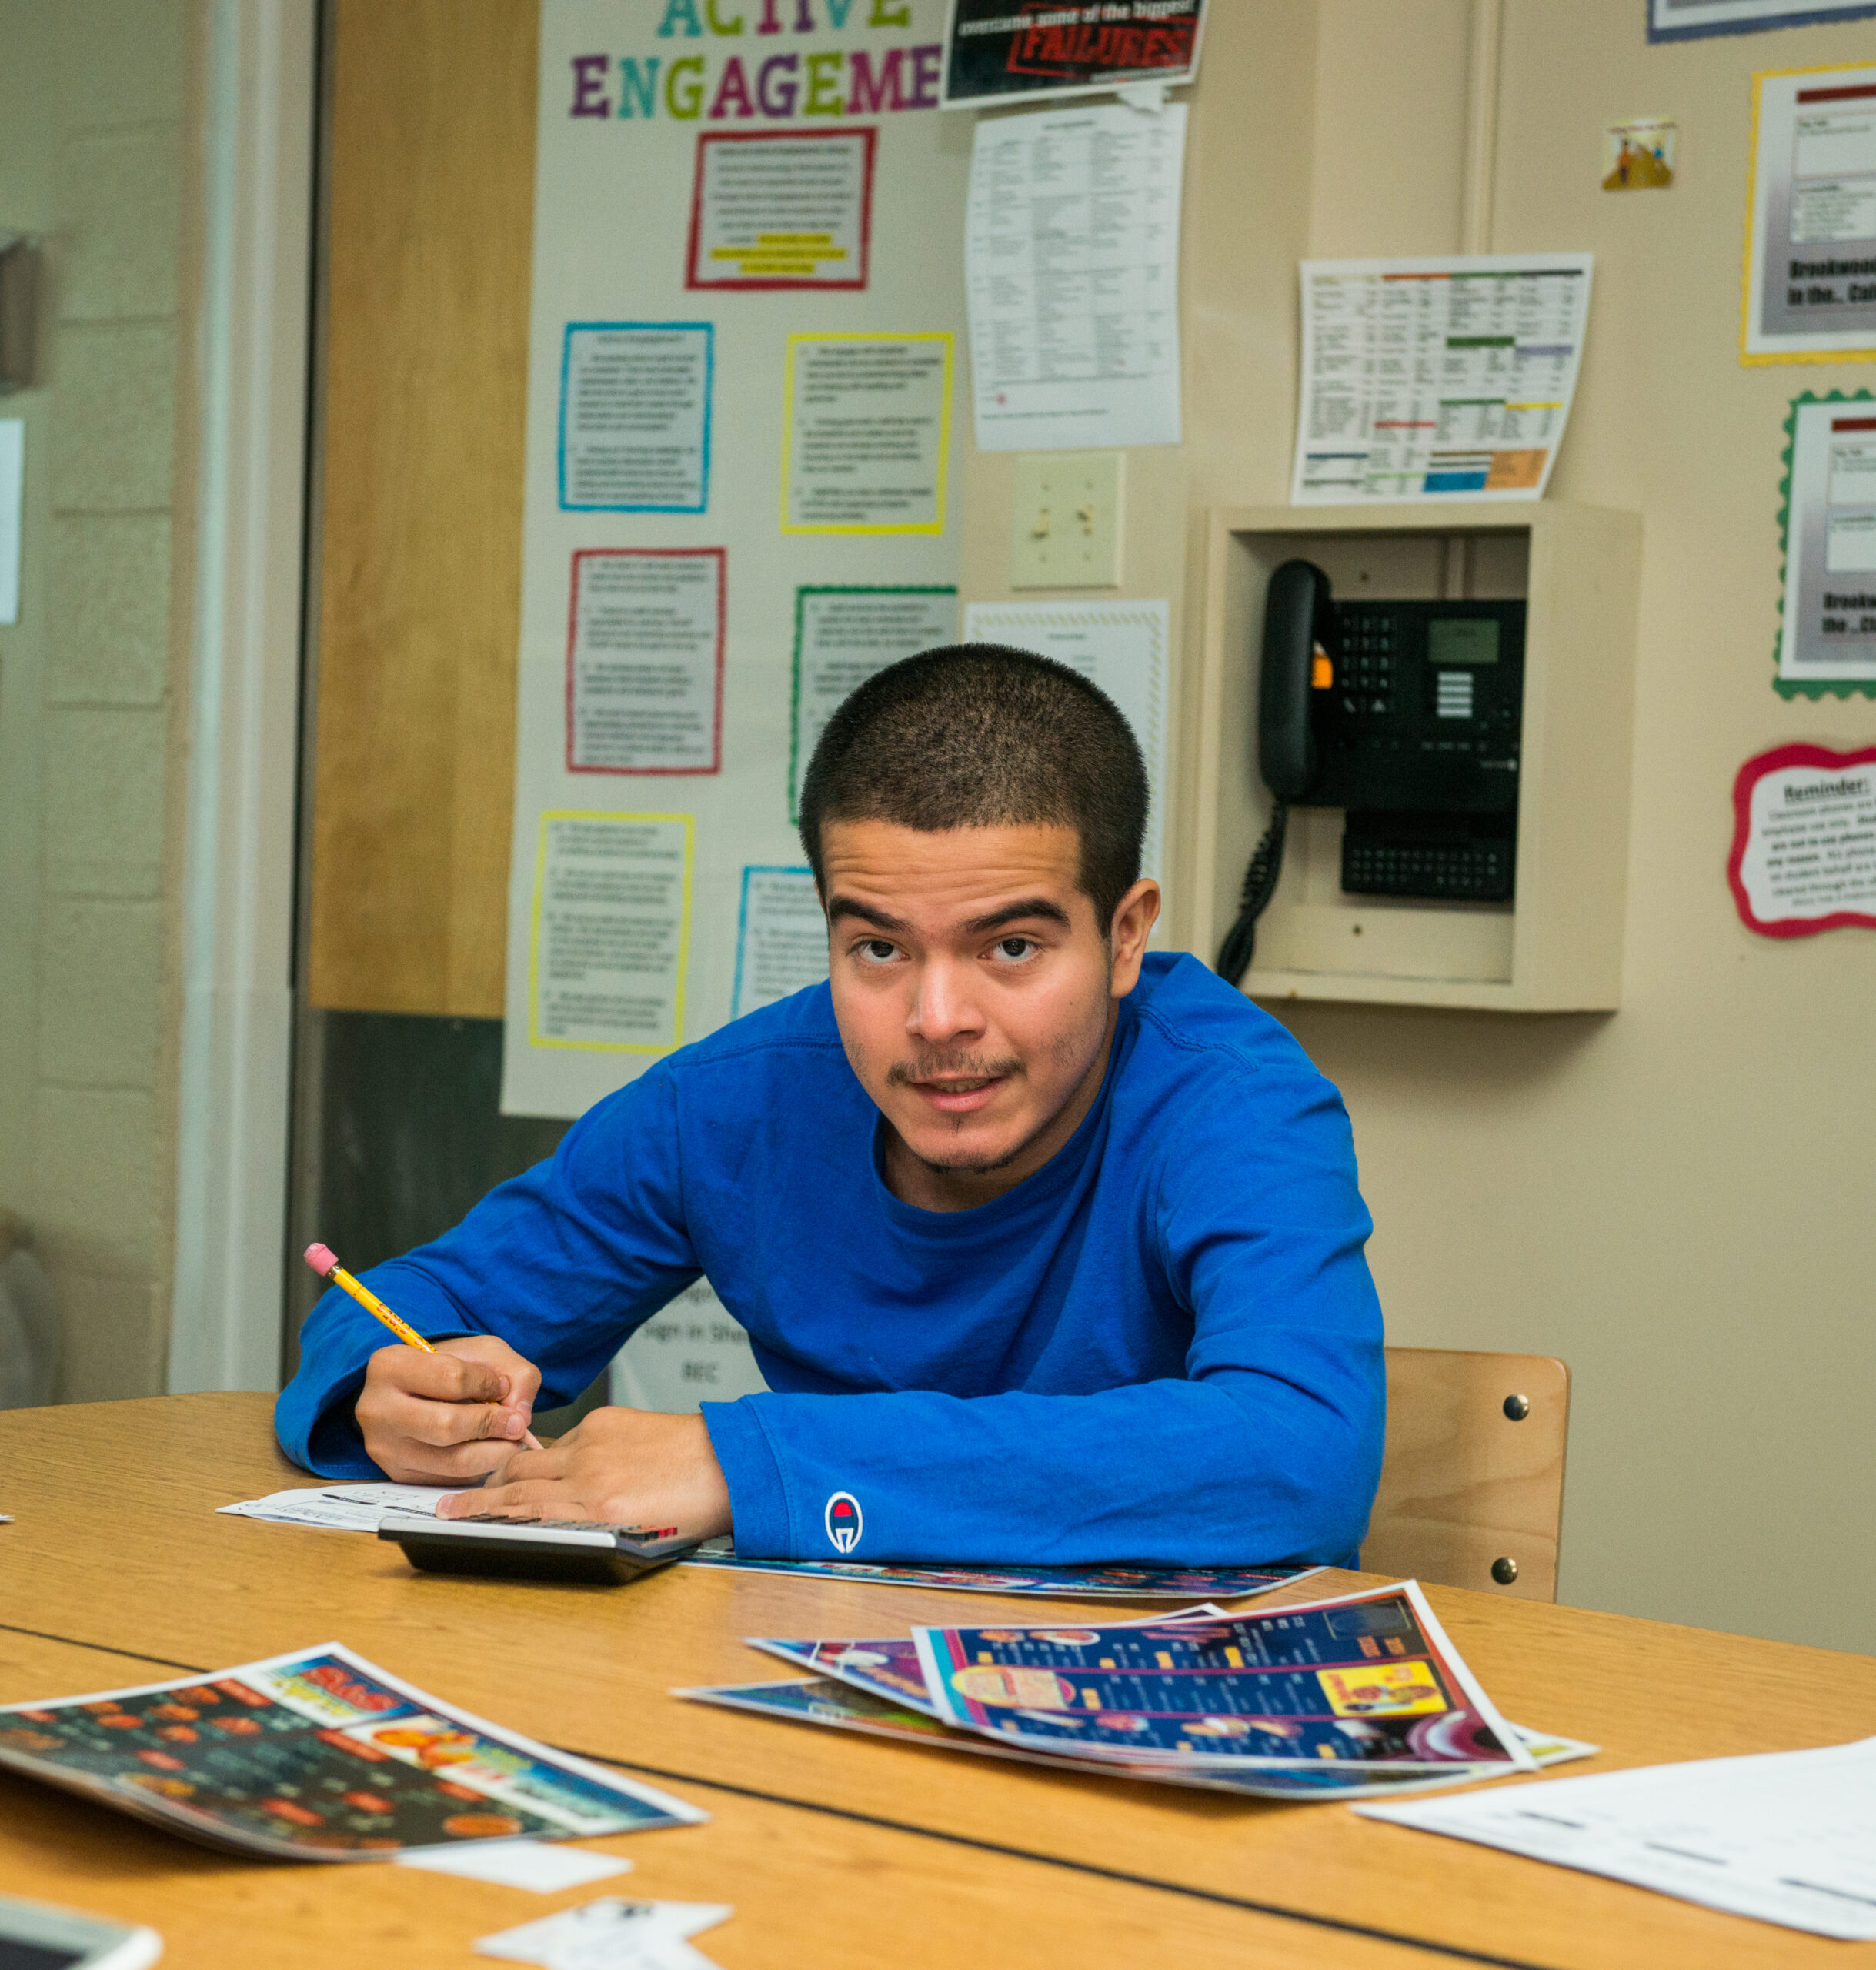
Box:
[0,0,199,1401]
[960,0,1874,1653]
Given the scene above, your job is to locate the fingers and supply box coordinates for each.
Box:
[368,1344,509,1406]
[372,1436,530,1486]
[439,1477,569,1521]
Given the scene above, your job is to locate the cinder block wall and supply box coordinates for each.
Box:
[0,0,197,1401]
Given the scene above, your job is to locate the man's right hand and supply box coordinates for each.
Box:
[355,1335,544,1484]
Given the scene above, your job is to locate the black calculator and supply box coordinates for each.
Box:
[379,1512,700,1585]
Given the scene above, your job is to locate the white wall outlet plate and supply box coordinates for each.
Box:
[1009,450,1123,589]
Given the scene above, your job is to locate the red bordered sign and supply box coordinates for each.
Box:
[686,128,876,292]
[565,546,726,777]
[1727,741,1876,937]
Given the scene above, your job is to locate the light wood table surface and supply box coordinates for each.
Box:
[3,1394,1874,1968]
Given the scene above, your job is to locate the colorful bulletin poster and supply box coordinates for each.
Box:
[1291,256,1593,503]
[781,332,953,533]
[505,2,966,1121]
[1745,65,1876,362]
[678,1677,1595,1801]
[1776,394,1876,693]
[940,0,1206,108]
[1728,742,1876,935]
[910,1583,1534,1772]
[566,548,726,773]
[686,129,876,290]
[1651,0,1876,40]
[962,600,1172,882]
[0,1644,700,1861]
[789,585,958,819]
[966,103,1187,452]
[527,813,693,1053]
[696,1552,1320,1601]
[558,324,713,513]
[729,867,827,1018]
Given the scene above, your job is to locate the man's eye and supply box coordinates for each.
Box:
[993,937,1037,960]
[857,940,898,962]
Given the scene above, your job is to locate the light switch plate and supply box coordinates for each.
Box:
[1009,450,1123,589]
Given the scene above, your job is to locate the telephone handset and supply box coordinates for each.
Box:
[1217,558,1527,986]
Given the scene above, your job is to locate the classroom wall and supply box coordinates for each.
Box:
[960,0,1876,1653]
[0,0,202,1401]
[295,3,1874,1650]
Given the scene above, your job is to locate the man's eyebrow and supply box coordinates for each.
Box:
[824,895,913,932]
[960,897,1073,934]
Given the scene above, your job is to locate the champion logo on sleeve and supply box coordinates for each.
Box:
[823,1491,862,1554]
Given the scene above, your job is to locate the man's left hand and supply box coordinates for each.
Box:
[439,1406,733,1541]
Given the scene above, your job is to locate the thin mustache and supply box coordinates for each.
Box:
[886,1054,1023,1087]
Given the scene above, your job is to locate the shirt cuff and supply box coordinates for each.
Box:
[700,1397,792,1557]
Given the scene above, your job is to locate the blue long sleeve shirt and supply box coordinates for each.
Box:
[277,953,1386,1566]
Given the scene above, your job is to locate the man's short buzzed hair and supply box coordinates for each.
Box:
[798,643,1148,930]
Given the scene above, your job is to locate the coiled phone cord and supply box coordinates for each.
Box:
[1215,801,1288,988]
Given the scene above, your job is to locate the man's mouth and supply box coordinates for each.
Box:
[910,1074,1005,1114]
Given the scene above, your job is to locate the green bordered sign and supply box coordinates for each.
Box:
[1774,391,1876,698]
[787,585,959,820]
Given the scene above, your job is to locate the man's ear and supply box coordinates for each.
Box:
[1107,879,1162,996]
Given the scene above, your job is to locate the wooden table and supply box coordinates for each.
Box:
[2,1396,1873,1968]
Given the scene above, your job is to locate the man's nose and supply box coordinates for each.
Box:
[906,958,984,1043]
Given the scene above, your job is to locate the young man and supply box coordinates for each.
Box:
[279,647,1385,1564]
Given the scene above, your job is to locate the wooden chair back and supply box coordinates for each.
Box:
[1363,1347,1571,1602]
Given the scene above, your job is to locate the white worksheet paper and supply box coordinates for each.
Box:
[1357,1736,1876,1940]
[477,1898,731,1970]
[962,600,1172,883]
[218,1484,451,1532]
[1292,255,1592,503]
[399,1841,632,1893]
[966,103,1186,452]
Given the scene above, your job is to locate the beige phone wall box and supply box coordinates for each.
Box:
[1187,503,1641,1013]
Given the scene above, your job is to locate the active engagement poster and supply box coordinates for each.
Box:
[1744,65,1876,362]
[505,0,966,1121]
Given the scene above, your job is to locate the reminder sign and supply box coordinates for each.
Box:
[940,0,1206,108]
[1729,742,1876,935]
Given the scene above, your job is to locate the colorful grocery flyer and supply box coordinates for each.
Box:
[910,1582,1533,1773]
[0,1643,702,1860]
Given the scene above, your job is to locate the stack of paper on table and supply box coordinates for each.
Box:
[679,1581,1597,1803]
[1357,1736,1876,1939]
[218,1482,452,1532]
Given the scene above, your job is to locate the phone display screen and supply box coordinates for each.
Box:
[1429,618,1500,665]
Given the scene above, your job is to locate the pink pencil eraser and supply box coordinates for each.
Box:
[305,1243,339,1277]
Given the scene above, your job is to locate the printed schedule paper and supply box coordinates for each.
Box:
[1358,1735,1876,1941]
[1292,255,1593,503]
[966,102,1186,451]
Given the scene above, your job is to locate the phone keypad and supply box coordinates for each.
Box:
[1338,613,1397,714]
[1342,837,1514,903]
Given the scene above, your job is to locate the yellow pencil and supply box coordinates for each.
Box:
[303,1243,542,1450]
[305,1242,433,1349]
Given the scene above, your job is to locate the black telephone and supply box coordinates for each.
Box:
[1217,559,1526,985]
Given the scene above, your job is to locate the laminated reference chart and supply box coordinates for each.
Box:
[1292,255,1593,503]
